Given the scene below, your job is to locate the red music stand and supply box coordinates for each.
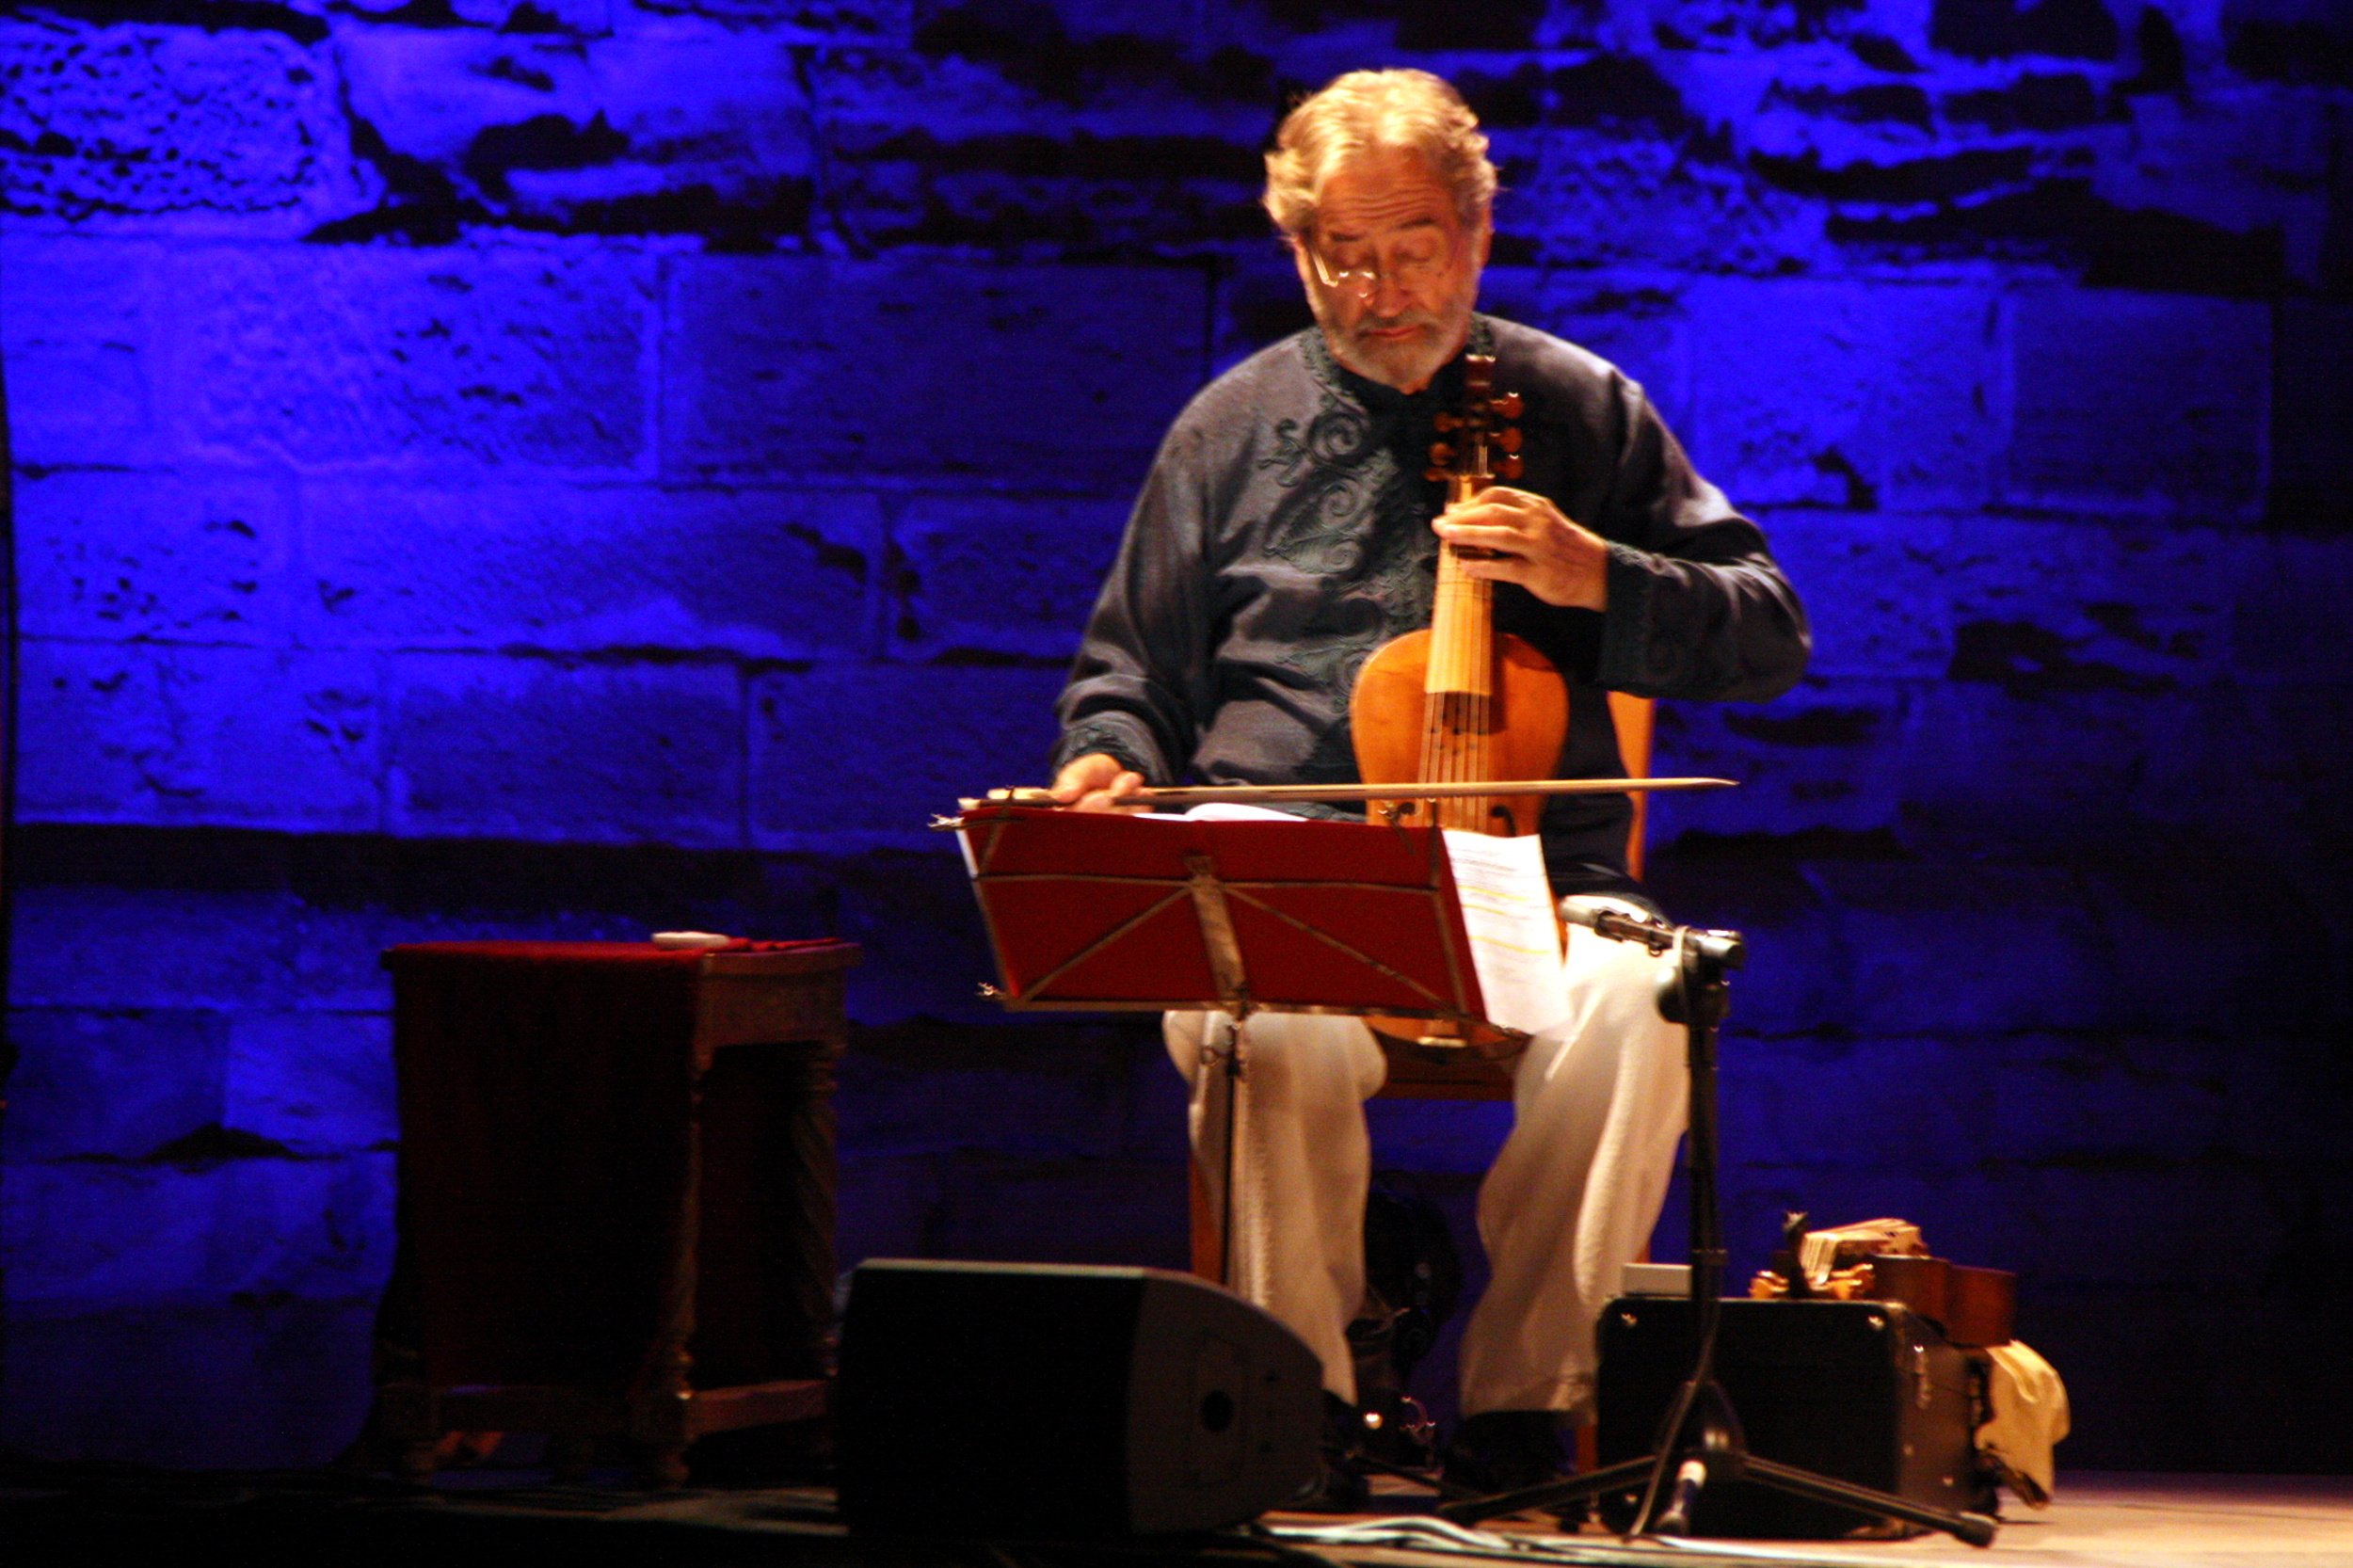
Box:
[957,805,1526,1279]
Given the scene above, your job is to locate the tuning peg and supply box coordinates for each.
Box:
[1498,454,1525,480]
[1491,392,1523,419]
[1433,411,1463,432]
[1423,466,1449,482]
[1428,441,1456,468]
[1497,427,1524,454]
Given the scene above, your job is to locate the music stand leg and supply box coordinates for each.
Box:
[1201,1010,1253,1289]
[1221,1013,1242,1287]
[1438,927,1998,1550]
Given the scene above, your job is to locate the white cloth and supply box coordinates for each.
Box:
[1977,1339,2071,1506]
[1169,908,1688,1416]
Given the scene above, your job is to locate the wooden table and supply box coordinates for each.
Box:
[370,939,859,1484]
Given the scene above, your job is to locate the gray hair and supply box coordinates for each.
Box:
[1262,69,1497,240]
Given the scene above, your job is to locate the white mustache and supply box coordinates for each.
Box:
[1354,312,1434,335]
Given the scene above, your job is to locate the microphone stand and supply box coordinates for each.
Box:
[1436,906,1998,1549]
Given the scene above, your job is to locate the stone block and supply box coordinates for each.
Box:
[279,832,846,1003]
[0,1298,379,1468]
[1941,516,2255,693]
[1993,1164,2288,1289]
[1759,511,1956,680]
[1645,678,1909,841]
[0,18,364,227]
[2228,685,2353,865]
[2217,1035,2353,1165]
[1803,860,2117,1034]
[1209,253,1319,377]
[1689,279,2000,510]
[223,1011,398,1157]
[1721,1035,1995,1176]
[16,641,382,832]
[926,1154,1188,1270]
[449,0,614,29]
[2092,87,2334,292]
[15,468,296,645]
[893,493,1128,658]
[1892,681,2210,855]
[835,1152,945,1267]
[2008,289,2269,516]
[1,1008,230,1163]
[337,24,821,230]
[2161,688,2300,847]
[1364,1096,1513,1176]
[748,663,1066,850]
[1115,1032,1194,1165]
[1644,853,1853,1037]
[1497,269,1694,435]
[386,654,743,845]
[806,47,1267,251]
[2,1152,396,1311]
[1979,1035,2233,1166]
[7,879,307,1012]
[300,479,881,657]
[165,240,654,472]
[839,1020,1138,1160]
[2088,855,2334,1033]
[665,257,1207,489]
[1511,125,1822,278]
[623,0,909,41]
[0,234,165,469]
[2270,298,2353,525]
[334,26,585,168]
[2233,533,2353,682]
[826,847,1013,1025]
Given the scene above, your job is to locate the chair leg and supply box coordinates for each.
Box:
[1189,1152,1223,1282]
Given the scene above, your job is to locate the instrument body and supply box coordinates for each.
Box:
[1347,354,1570,838]
[1350,629,1566,838]
[1348,354,1571,1055]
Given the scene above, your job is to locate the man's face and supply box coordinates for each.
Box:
[1294,146,1488,394]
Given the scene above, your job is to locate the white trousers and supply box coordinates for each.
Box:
[1167,915,1689,1418]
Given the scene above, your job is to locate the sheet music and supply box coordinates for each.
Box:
[1438,829,1570,1038]
[1170,803,1297,823]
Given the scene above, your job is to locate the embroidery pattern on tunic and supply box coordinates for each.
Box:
[1241,342,1449,781]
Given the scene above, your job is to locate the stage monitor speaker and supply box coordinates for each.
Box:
[836,1259,1322,1537]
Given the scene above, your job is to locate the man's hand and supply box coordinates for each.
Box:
[1433,485,1609,611]
[1048,752,1151,813]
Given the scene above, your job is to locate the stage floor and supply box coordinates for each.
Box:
[1273,1473,2353,1566]
[1745,1473,2353,1567]
[3,1464,2346,1565]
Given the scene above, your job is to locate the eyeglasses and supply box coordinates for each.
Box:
[1306,234,1453,301]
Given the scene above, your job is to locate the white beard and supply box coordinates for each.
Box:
[1308,269,1480,393]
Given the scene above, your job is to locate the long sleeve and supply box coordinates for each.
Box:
[1051,423,1218,785]
[1589,376,1811,703]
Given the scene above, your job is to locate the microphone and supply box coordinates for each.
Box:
[1559,898,1747,969]
[1557,897,1678,953]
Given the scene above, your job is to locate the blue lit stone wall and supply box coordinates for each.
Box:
[2,0,2347,1471]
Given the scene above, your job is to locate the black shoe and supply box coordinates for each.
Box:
[1442,1410,1572,1496]
[1286,1393,1373,1513]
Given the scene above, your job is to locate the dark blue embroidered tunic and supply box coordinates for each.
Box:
[1053,316,1810,896]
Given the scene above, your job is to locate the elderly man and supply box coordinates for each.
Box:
[1049,69,1808,1499]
